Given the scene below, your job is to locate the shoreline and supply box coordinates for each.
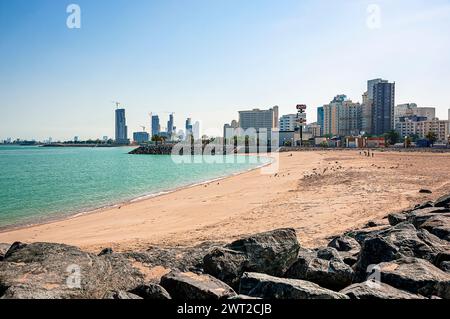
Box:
[0,154,274,234]
[1,150,450,252]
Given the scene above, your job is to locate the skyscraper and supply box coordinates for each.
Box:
[115,108,128,145]
[372,81,395,135]
[167,113,174,135]
[317,107,324,136]
[185,118,193,139]
[321,95,361,136]
[151,115,160,137]
[362,79,386,135]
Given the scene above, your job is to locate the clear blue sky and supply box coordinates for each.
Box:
[1,0,450,141]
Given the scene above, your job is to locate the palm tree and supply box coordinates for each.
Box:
[384,130,400,146]
[425,131,438,146]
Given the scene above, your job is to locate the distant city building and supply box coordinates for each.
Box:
[115,108,129,144]
[395,115,427,138]
[238,106,279,132]
[74,136,79,143]
[133,131,150,144]
[415,107,436,121]
[372,80,395,135]
[223,120,239,140]
[185,118,193,139]
[416,118,449,143]
[167,113,174,135]
[322,95,361,136]
[394,103,418,126]
[317,107,324,136]
[279,114,297,131]
[193,121,201,140]
[362,79,387,135]
[303,122,321,138]
[151,115,160,137]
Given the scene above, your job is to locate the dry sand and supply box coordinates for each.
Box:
[1,150,450,252]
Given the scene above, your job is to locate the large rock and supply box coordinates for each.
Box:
[103,291,143,299]
[203,228,300,288]
[203,248,248,289]
[354,223,450,281]
[407,209,450,228]
[0,242,145,299]
[345,225,390,245]
[388,213,407,226]
[239,272,348,299]
[327,236,360,266]
[435,194,450,208]
[160,271,236,300]
[129,283,172,299]
[340,280,425,299]
[285,248,353,291]
[0,243,11,261]
[328,236,360,253]
[226,228,300,276]
[378,257,450,299]
[420,215,450,241]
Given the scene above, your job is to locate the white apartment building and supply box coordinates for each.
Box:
[238,106,279,132]
[279,114,297,131]
[416,119,449,143]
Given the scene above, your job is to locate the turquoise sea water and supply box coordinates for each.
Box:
[0,145,269,229]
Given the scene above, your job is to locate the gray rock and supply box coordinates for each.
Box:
[328,236,360,253]
[420,215,450,241]
[3,242,27,260]
[0,243,11,261]
[345,225,391,245]
[388,213,407,226]
[228,294,262,300]
[414,201,434,210]
[203,247,248,289]
[284,248,318,279]
[440,261,450,273]
[378,257,450,299]
[340,280,425,299]
[354,223,450,281]
[239,272,348,299]
[286,257,353,291]
[435,194,450,208]
[160,271,236,300]
[203,229,300,288]
[98,248,113,256]
[129,283,172,299]
[225,228,300,277]
[407,209,450,228]
[327,236,360,266]
[0,242,145,299]
[316,247,343,261]
[103,290,143,299]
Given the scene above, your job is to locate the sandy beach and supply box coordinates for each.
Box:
[1,150,450,252]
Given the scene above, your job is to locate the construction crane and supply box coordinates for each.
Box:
[112,101,121,109]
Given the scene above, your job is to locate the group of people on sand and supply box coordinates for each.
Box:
[360,150,374,157]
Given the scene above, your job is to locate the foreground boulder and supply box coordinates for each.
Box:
[354,223,450,280]
[420,215,450,242]
[435,194,450,208]
[203,228,300,288]
[103,291,143,299]
[340,280,425,299]
[239,272,348,299]
[327,236,361,266]
[0,243,11,261]
[160,271,236,300]
[129,283,171,299]
[0,243,145,299]
[378,257,450,299]
[285,248,353,291]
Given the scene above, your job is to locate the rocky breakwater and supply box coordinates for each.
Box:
[1,194,449,299]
